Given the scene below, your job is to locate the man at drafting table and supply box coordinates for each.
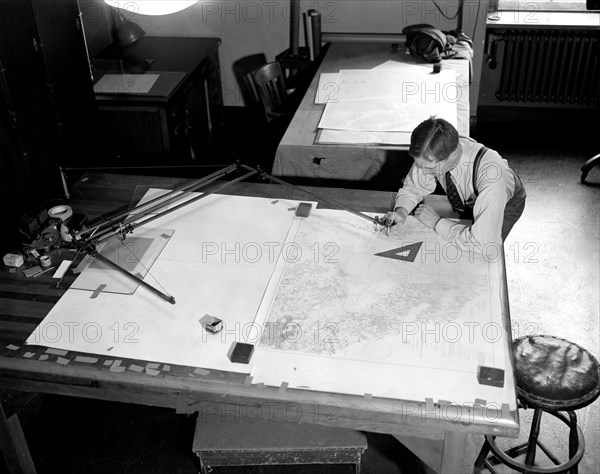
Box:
[384,117,526,256]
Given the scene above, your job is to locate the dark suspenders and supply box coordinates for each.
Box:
[472,146,488,197]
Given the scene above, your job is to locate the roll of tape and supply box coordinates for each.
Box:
[40,255,52,267]
[48,205,73,222]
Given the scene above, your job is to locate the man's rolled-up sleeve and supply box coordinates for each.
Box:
[394,165,437,212]
[435,168,511,257]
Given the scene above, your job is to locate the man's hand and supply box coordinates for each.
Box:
[384,207,409,227]
[414,204,441,229]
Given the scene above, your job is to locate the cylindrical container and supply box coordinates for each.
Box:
[309,9,322,59]
[290,0,300,55]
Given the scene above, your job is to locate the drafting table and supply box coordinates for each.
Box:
[272,42,471,186]
[0,172,517,474]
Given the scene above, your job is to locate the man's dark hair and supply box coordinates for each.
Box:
[409,117,459,161]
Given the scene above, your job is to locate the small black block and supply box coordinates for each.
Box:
[229,342,255,364]
[295,202,312,217]
[477,366,505,388]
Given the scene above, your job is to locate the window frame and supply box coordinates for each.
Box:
[491,0,589,12]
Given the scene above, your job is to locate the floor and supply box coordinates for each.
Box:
[1,106,599,474]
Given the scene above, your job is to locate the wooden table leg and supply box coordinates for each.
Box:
[0,402,37,474]
[395,430,468,474]
[440,431,468,474]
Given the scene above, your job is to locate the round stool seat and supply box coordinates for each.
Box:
[513,335,600,410]
[475,335,600,473]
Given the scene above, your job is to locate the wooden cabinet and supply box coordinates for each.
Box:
[92,37,223,165]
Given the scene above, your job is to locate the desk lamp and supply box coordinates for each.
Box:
[111,7,145,47]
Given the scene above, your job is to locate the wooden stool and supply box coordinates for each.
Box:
[193,417,368,473]
[475,335,600,473]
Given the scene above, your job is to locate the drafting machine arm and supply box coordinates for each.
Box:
[69,162,382,304]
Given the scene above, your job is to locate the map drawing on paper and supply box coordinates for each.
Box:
[317,68,458,132]
[252,209,514,406]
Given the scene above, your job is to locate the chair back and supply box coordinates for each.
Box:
[251,62,288,123]
[232,53,267,108]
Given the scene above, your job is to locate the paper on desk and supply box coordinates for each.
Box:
[370,59,410,70]
[314,73,339,104]
[93,74,159,94]
[249,209,516,408]
[317,67,458,132]
[25,192,314,374]
[315,128,411,146]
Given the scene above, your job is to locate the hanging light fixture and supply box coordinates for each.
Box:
[104,1,198,17]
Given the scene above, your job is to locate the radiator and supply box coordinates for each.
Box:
[486,29,600,105]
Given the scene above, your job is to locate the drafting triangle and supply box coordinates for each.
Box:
[375,242,423,262]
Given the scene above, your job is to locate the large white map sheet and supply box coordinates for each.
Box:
[317,66,458,132]
[26,192,308,373]
[251,209,515,407]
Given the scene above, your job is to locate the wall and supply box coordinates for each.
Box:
[80,0,489,115]
[79,0,112,57]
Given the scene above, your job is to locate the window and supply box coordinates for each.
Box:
[493,0,589,12]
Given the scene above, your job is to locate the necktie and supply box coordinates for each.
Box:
[445,171,465,214]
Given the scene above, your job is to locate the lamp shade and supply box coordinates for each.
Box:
[105,1,198,16]
[115,13,145,47]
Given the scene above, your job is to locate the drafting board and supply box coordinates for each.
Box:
[26,192,309,373]
[26,193,515,409]
[250,209,515,409]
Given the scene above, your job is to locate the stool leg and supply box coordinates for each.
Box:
[524,408,543,467]
[474,437,492,469]
[568,411,579,474]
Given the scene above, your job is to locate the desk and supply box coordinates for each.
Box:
[0,173,517,474]
[93,37,223,163]
[272,43,471,185]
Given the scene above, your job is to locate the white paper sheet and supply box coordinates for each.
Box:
[314,73,340,104]
[315,129,412,146]
[318,66,458,132]
[26,192,312,373]
[93,74,159,94]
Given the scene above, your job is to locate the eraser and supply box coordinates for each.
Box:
[205,319,223,334]
[228,342,255,364]
[3,253,24,268]
[295,202,313,217]
[477,366,505,388]
[200,314,223,334]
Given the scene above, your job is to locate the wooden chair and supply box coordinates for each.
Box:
[581,153,599,185]
[232,53,267,110]
[251,61,302,124]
